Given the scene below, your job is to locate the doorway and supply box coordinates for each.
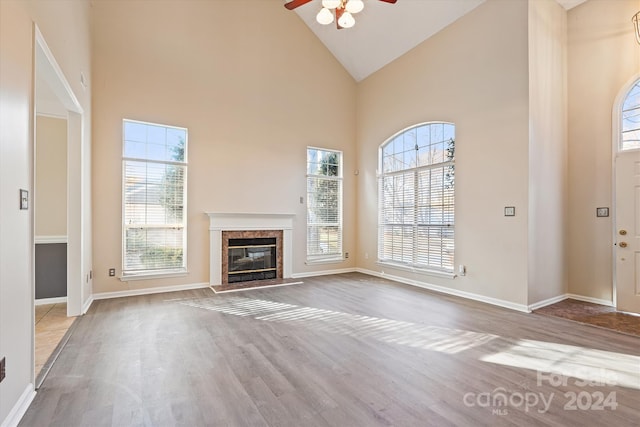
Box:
[614,75,640,314]
[33,26,84,386]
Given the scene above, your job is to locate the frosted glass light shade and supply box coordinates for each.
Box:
[338,11,355,28]
[316,7,334,25]
[322,0,341,9]
[345,0,364,14]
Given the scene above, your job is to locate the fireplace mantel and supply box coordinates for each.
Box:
[206,212,295,286]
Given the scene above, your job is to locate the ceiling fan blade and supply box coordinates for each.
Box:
[335,6,344,29]
[378,0,398,3]
[284,0,313,10]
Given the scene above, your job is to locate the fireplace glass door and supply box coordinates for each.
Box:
[228,238,277,283]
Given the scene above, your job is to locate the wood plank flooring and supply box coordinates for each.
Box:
[534,298,640,337]
[34,303,76,378]
[20,273,640,426]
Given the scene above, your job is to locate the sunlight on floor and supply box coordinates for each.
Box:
[179,296,499,353]
[480,338,640,390]
[178,295,640,390]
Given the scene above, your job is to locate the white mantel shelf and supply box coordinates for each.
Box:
[205,212,296,286]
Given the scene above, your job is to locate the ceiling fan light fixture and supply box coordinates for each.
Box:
[338,11,355,28]
[322,0,341,9]
[316,7,334,25]
[345,0,364,14]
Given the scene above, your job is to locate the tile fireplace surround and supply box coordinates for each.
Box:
[206,212,295,286]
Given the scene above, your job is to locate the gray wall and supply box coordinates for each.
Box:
[35,243,67,299]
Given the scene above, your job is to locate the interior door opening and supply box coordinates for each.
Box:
[33,26,84,388]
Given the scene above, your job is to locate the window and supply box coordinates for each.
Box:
[122,119,187,276]
[306,147,342,262]
[621,79,640,151]
[378,122,455,273]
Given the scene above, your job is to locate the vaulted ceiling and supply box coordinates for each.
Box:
[290,0,588,82]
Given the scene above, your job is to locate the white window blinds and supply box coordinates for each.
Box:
[122,120,187,275]
[307,147,343,262]
[378,123,455,272]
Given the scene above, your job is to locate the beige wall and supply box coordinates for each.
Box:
[91,0,357,293]
[528,0,568,304]
[356,0,530,306]
[0,0,91,423]
[35,115,68,237]
[567,0,640,302]
[0,2,35,421]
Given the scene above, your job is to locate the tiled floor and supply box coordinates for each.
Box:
[35,303,76,376]
[534,298,640,337]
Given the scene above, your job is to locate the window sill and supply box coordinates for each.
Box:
[305,257,345,265]
[376,261,456,279]
[120,269,188,282]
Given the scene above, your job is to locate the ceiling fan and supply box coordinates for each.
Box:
[284,0,398,29]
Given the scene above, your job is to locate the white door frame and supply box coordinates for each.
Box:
[611,73,640,310]
[34,26,84,318]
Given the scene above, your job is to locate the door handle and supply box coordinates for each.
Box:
[619,229,627,235]
[619,242,628,248]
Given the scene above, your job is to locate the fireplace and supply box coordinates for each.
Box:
[206,212,295,287]
[228,238,277,282]
[222,231,283,284]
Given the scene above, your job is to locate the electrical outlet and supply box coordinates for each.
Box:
[365,252,369,259]
[109,268,116,277]
[345,252,349,259]
[0,357,6,383]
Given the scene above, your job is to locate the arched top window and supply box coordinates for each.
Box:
[380,122,455,172]
[621,79,640,151]
[378,122,455,274]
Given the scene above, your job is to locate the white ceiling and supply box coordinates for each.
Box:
[292,0,589,82]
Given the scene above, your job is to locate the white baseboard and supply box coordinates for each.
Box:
[82,295,94,314]
[566,293,614,307]
[1,384,36,427]
[34,296,67,306]
[527,293,615,311]
[92,282,210,301]
[527,294,568,311]
[356,268,531,313]
[291,267,356,279]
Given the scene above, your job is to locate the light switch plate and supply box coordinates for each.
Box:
[19,189,28,210]
[596,207,609,217]
[504,206,515,217]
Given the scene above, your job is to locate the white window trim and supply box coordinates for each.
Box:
[121,119,188,278]
[616,76,640,153]
[376,261,457,279]
[306,146,343,262]
[120,270,189,282]
[377,122,455,272]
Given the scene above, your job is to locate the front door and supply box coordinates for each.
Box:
[615,149,640,314]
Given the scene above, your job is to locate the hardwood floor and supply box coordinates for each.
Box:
[34,303,76,380]
[20,273,640,426]
[534,298,640,337]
